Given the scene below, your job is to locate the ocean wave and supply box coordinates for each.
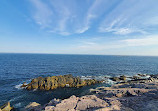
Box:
[80,75,116,86]
[81,76,95,80]
[81,75,110,80]
[14,79,31,89]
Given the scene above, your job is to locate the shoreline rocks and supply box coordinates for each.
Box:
[0,102,13,111]
[5,73,155,111]
[22,74,158,111]
[45,95,109,111]
[21,74,102,90]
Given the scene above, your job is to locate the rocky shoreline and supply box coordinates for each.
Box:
[1,74,158,111]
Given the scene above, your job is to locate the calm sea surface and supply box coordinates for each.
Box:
[0,53,158,108]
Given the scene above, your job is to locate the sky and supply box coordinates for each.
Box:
[0,0,158,56]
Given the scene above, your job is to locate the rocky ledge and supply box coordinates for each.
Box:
[23,74,158,111]
[21,74,102,90]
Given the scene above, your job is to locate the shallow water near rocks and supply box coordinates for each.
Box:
[0,53,158,109]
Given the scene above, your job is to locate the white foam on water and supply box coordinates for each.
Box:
[33,89,37,91]
[14,79,31,89]
[66,84,70,87]
[15,84,23,89]
[103,79,115,85]
[14,102,22,108]
[81,76,94,80]
[80,75,117,85]
[9,95,23,102]
[81,75,108,80]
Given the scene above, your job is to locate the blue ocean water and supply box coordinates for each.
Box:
[0,53,158,108]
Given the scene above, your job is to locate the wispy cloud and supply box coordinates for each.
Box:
[100,27,147,35]
[99,0,158,35]
[30,0,72,35]
[76,26,89,34]
[75,0,102,33]
[30,0,53,28]
[29,0,158,36]
[76,0,114,34]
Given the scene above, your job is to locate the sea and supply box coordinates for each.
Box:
[0,53,158,109]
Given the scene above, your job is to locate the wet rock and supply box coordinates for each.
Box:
[133,75,141,80]
[24,102,41,111]
[0,102,13,111]
[120,75,126,81]
[110,77,120,81]
[20,82,27,88]
[150,74,158,78]
[110,75,127,82]
[137,74,147,77]
[23,74,102,90]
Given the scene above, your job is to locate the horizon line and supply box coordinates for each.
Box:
[0,52,158,57]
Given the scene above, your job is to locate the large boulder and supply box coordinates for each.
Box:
[22,74,102,90]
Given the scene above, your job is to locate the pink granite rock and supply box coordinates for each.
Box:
[45,95,109,111]
[76,95,108,110]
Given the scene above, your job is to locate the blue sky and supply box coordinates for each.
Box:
[0,0,158,55]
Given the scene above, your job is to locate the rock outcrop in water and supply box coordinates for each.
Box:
[21,74,102,90]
